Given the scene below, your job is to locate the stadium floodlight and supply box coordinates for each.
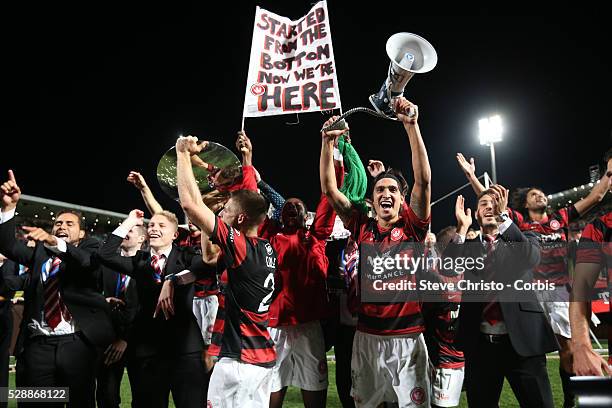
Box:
[479,115,503,145]
[478,115,503,184]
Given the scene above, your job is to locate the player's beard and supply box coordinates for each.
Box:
[530,202,547,213]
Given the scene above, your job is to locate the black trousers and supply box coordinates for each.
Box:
[335,324,356,408]
[16,333,98,408]
[464,334,554,408]
[129,351,205,408]
[0,303,12,408]
[95,353,127,408]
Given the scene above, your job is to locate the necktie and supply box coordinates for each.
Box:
[482,235,503,325]
[43,257,72,329]
[151,254,166,283]
[115,273,129,297]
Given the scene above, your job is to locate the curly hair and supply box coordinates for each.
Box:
[510,186,545,220]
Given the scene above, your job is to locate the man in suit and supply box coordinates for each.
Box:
[447,187,558,408]
[0,170,115,408]
[97,209,206,408]
[0,253,19,408]
[96,224,145,408]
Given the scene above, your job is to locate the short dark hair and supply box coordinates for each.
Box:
[283,197,307,213]
[230,190,269,227]
[372,169,409,197]
[56,210,85,231]
[477,188,497,202]
[219,166,241,182]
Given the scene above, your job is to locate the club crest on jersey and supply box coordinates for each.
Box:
[410,387,426,405]
[265,243,273,255]
[391,228,403,241]
[549,219,560,230]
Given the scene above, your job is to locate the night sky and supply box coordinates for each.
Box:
[3,4,611,231]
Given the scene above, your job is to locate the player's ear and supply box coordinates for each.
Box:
[78,230,86,240]
[237,213,246,225]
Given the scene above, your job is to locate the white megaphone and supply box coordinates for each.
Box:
[369,32,438,118]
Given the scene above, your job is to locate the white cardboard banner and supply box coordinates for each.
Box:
[243,1,342,118]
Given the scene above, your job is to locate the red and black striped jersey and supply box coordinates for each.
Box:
[509,205,578,285]
[208,269,228,358]
[193,267,219,298]
[423,302,465,369]
[576,212,612,264]
[346,204,430,335]
[576,211,612,361]
[577,211,612,285]
[208,217,277,367]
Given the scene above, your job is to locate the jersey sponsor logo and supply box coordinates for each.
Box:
[540,233,563,242]
[410,387,426,405]
[265,243,273,255]
[391,228,403,241]
[550,219,561,230]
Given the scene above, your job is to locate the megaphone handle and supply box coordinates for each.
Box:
[391,96,416,118]
[320,107,397,133]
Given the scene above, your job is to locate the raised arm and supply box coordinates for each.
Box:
[97,210,145,277]
[367,159,386,178]
[236,130,253,167]
[320,116,353,226]
[258,179,286,221]
[570,220,612,376]
[456,153,486,195]
[127,171,164,215]
[201,233,220,266]
[570,261,611,376]
[394,98,431,220]
[311,158,344,241]
[0,170,35,266]
[573,171,610,216]
[176,136,216,236]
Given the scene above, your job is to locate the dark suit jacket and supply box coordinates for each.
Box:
[0,259,19,333]
[100,265,139,342]
[444,223,558,357]
[0,258,19,299]
[0,217,115,355]
[97,234,205,358]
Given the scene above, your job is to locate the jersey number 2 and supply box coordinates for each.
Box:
[258,273,275,312]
